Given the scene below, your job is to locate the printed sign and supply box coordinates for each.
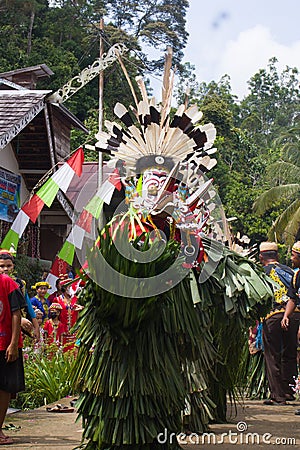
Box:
[0,168,21,222]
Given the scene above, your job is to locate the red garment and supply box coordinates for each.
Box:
[56,295,79,332]
[43,319,66,345]
[0,274,23,351]
[62,332,77,352]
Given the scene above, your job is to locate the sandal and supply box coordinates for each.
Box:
[0,435,14,445]
[46,404,74,413]
[3,423,21,431]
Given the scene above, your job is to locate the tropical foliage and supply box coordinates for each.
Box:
[14,254,45,297]
[179,59,300,245]
[0,0,189,120]
[253,119,300,244]
[238,344,269,400]
[195,236,274,421]
[72,230,202,449]
[10,341,76,410]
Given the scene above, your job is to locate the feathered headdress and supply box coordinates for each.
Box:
[97,48,217,178]
[94,48,227,247]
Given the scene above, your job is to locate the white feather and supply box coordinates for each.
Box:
[184,104,200,123]
[144,123,160,154]
[135,76,148,103]
[137,100,150,120]
[114,102,128,119]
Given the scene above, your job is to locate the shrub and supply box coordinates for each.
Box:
[11,341,76,410]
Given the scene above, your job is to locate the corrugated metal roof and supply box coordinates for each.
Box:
[65,162,114,203]
[65,162,98,205]
[65,162,124,220]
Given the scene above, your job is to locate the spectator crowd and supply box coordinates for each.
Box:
[0,250,83,355]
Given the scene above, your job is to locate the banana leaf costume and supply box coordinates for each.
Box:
[71,56,274,449]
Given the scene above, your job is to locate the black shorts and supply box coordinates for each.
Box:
[0,349,25,393]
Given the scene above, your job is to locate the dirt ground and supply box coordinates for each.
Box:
[2,397,300,449]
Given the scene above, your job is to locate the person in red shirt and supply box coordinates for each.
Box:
[56,278,83,351]
[43,303,66,347]
[0,272,26,446]
[0,251,40,341]
[47,278,63,304]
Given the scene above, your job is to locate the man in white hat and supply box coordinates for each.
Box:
[259,242,298,405]
[281,242,300,414]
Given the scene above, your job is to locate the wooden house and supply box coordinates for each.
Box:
[0,64,88,262]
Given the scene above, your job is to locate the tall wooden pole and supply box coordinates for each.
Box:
[98,18,104,228]
[98,17,104,189]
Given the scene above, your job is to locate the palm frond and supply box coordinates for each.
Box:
[272,124,300,148]
[267,199,300,243]
[266,161,300,184]
[283,204,300,244]
[282,144,300,166]
[253,184,300,215]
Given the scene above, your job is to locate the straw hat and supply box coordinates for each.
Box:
[259,242,278,253]
[292,241,300,254]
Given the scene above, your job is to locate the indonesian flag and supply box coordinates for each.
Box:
[45,256,69,294]
[57,169,121,266]
[1,148,84,252]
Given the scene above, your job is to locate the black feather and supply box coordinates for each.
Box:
[189,128,208,150]
[150,106,160,124]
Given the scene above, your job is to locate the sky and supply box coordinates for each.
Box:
[182,0,300,99]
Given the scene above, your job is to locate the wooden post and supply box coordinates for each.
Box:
[98,17,104,189]
[98,18,104,228]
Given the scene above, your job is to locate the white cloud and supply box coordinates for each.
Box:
[212,25,300,99]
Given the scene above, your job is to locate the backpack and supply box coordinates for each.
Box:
[268,263,293,305]
[274,265,293,289]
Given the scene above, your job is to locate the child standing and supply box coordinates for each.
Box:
[30,282,51,322]
[43,303,66,347]
[56,278,83,351]
[0,272,26,445]
[0,251,40,341]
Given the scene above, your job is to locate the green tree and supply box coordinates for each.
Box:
[253,119,300,244]
[174,63,297,243]
[0,0,189,122]
[104,0,188,68]
[240,58,300,149]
